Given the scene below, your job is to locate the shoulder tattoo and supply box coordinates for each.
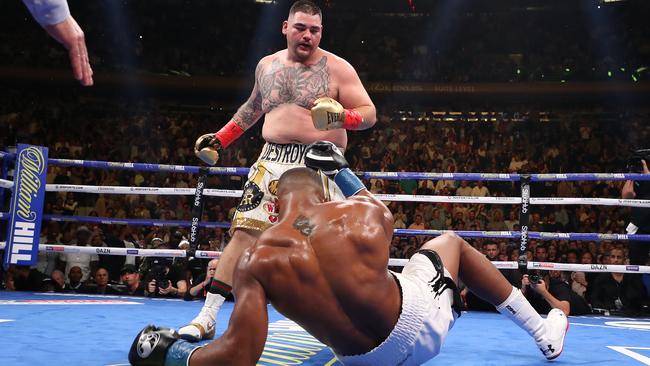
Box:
[293,215,314,237]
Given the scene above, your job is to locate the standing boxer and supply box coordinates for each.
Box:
[182,0,376,341]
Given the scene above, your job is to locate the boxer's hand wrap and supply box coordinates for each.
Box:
[129,325,200,366]
[305,141,365,197]
[194,121,244,166]
[311,97,363,131]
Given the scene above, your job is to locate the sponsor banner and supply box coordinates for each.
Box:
[127,249,139,255]
[107,162,134,168]
[198,251,220,258]
[626,265,640,271]
[3,144,48,268]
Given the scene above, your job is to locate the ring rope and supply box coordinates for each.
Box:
[2,155,649,181]
[1,212,649,242]
[0,242,646,274]
[0,179,12,189]
[2,180,649,208]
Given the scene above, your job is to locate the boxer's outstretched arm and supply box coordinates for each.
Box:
[189,258,268,365]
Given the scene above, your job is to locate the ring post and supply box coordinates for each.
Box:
[518,175,531,274]
[188,168,208,257]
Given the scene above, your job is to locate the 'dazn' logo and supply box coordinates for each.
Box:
[268,180,279,196]
[237,182,264,212]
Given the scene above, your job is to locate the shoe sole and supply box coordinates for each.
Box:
[546,318,569,361]
[179,323,216,342]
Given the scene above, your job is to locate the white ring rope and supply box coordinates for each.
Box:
[0,183,641,208]
[0,242,646,273]
[0,179,13,189]
[3,180,650,207]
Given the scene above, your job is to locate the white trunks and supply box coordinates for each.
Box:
[336,250,460,366]
[231,142,345,233]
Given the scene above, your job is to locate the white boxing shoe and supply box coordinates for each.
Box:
[536,308,568,360]
[178,309,216,342]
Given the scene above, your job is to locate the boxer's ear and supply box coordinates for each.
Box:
[282,20,288,35]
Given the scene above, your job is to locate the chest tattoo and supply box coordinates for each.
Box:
[259,56,330,111]
[293,215,315,237]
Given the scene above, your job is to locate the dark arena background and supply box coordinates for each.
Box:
[1,0,650,365]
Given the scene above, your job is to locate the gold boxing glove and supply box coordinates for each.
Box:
[311,97,364,131]
[311,97,345,130]
[194,133,222,166]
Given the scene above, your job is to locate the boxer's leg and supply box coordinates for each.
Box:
[420,233,567,360]
[179,229,260,341]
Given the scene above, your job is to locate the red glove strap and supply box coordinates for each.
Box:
[215,120,245,149]
[343,109,363,130]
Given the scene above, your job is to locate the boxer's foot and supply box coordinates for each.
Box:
[535,308,568,360]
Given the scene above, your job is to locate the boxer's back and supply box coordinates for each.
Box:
[242,196,401,356]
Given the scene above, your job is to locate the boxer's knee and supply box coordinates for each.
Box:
[421,232,464,253]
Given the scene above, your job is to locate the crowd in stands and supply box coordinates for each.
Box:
[1,94,649,315]
[2,0,649,82]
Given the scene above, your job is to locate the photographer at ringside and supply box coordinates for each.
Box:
[144,257,187,298]
[521,270,591,316]
[622,152,650,265]
[185,259,219,301]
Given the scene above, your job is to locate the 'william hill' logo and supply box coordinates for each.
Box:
[16,147,45,222]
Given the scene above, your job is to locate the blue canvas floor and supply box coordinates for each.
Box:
[1,291,649,365]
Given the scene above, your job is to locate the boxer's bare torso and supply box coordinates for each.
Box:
[258,49,347,148]
[239,191,401,355]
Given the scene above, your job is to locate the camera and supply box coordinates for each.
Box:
[528,271,542,284]
[151,265,170,291]
[626,149,650,173]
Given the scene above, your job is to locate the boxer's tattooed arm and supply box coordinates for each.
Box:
[232,63,265,130]
[260,57,330,111]
[293,215,314,237]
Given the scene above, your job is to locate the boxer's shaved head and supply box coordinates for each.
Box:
[278,167,323,199]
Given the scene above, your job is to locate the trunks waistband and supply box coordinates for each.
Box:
[258,142,309,164]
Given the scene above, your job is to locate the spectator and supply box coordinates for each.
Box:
[50,269,68,292]
[534,245,548,262]
[621,158,650,265]
[456,180,473,196]
[589,248,647,315]
[8,266,51,292]
[144,258,187,298]
[120,264,144,296]
[66,266,86,293]
[470,181,490,197]
[83,267,122,295]
[59,225,99,282]
[185,259,219,301]
[522,270,591,316]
